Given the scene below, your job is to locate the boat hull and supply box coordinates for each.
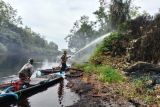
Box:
[0,74,63,104]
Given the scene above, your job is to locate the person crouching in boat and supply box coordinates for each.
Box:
[60,51,71,73]
[18,58,34,85]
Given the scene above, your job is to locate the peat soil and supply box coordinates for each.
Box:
[65,71,135,107]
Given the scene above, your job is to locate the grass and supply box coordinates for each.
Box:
[74,63,95,73]
[97,66,124,83]
[75,62,159,104]
[114,78,159,105]
[75,63,124,83]
[73,29,159,104]
[111,79,158,105]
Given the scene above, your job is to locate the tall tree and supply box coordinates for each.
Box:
[94,0,109,34]
[109,0,132,29]
[0,0,22,29]
[0,0,59,55]
[65,15,97,50]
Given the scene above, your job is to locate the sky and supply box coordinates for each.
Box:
[3,0,160,50]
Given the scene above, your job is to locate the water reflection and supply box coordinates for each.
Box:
[2,98,31,107]
[0,55,26,77]
[0,55,79,107]
[58,80,64,107]
[17,98,30,107]
[0,55,57,77]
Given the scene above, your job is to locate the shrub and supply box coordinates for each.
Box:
[101,32,124,52]
[89,31,125,64]
[91,31,125,55]
[118,22,128,32]
[89,52,105,65]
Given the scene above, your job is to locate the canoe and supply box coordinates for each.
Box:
[40,67,71,75]
[0,73,63,104]
[40,69,61,74]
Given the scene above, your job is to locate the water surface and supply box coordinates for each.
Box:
[0,55,79,107]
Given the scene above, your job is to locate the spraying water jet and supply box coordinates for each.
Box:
[72,32,112,62]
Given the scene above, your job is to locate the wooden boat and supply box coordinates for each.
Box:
[40,67,74,75]
[0,73,63,104]
[40,69,61,74]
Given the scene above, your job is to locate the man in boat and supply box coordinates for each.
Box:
[18,58,34,82]
[60,51,71,72]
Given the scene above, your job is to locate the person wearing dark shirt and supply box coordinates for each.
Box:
[60,51,70,72]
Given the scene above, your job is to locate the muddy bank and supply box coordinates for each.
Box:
[66,71,135,107]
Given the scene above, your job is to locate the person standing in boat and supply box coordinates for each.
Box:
[60,51,70,72]
[18,58,34,82]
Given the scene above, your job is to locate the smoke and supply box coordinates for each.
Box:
[71,32,112,63]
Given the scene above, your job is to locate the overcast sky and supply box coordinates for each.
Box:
[3,0,160,50]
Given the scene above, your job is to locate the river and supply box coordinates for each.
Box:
[0,55,79,107]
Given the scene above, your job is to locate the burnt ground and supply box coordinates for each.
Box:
[65,71,135,107]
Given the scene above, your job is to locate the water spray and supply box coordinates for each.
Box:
[71,32,112,62]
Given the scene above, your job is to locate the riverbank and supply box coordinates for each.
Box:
[66,57,160,106]
[65,5,160,107]
[66,70,135,107]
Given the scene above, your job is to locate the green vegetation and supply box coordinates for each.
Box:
[89,31,126,64]
[66,0,136,51]
[109,0,131,29]
[97,32,124,52]
[69,0,160,105]
[0,0,59,55]
[97,65,124,83]
[89,52,105,65]
[75,63,124,83]
[114,79,158,104]
[72,9,160,105]
[87,27,160,104]
[65,15,98,50]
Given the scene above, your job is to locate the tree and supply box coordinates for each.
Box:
[0,0,58,55]
[94,0,109,34]
[0,0,22,30]
[129,5,141,19]
[66,0,134,51]
[109,0,132,29]
[65,15,97,50]
[49,42,58,50]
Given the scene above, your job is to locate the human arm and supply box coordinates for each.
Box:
[67,56,71,59]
